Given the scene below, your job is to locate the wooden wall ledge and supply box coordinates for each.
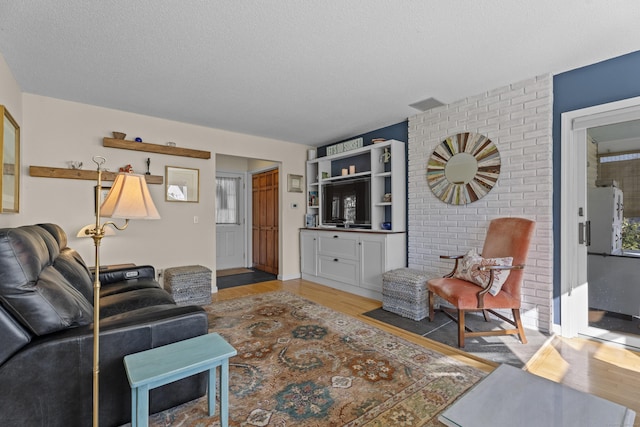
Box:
[103,138,211,159]
[29,166,163,184]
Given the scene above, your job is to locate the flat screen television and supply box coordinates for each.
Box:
[321,177,371,228]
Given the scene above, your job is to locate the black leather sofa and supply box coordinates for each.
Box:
[0,224,209,426]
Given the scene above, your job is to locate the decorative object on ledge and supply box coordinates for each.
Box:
[134,137,143,142]
[165,165,199,202]
[29,165,163,184]
[287,173,303,192]
[103,137,211,159]
[68,161,83,169]
[112,131,126,139]
[1,105,20,213]
[427,132,500,205]
[326,137,363,156]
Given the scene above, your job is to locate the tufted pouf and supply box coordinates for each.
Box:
[382,268,431,321]
[164,265,212,306]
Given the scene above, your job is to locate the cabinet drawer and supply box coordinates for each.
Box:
[317,232,359,259]
[318,255,358,285]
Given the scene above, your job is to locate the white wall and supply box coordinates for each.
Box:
[0,84,309,287]
[0,54,21,126]
[408,74,554,331]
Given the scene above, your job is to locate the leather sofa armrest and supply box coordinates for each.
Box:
[98,265,156,285]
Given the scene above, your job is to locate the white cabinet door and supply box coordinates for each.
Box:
[318,255,359,285]
[317,232,359,259]
[300,231,317,276]
[359,235,386,291]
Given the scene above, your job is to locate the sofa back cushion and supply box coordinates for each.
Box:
[0,226,93,335]
[55,248,94,302]
[36,224,94,302]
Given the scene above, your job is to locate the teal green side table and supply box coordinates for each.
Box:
[124,333,237,427]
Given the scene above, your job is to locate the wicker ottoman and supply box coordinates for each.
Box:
[382,268,431,321]
[164,265,212,306]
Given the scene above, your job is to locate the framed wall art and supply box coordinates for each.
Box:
[1,105,20,213]
[287,173,303,193]
[426,132,500,205]
[165,166,199,202]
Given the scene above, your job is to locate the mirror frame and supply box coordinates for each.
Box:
[1,105,20,213]
[165,165,200,203]
[426,132,500,205]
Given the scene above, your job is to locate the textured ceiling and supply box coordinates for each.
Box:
[1,1,640,146]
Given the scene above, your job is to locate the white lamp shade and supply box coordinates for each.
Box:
[100,173,161,219]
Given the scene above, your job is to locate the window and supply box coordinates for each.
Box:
[216,176,240,224]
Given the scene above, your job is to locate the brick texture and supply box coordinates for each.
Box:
[408,74,553,331]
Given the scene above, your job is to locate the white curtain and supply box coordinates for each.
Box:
[216,177,240,224]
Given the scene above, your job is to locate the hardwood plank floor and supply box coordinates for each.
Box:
[214,278,640,422]
[526,335,640,424]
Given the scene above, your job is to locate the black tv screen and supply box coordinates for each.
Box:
[322,177,371,227]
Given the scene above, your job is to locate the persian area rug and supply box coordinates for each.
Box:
[148,292,486,427]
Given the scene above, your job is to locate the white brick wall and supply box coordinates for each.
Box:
[408,74,554,332]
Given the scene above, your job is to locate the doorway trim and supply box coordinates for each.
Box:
[561,95,640,348]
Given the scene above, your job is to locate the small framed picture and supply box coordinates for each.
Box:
[287,174,303,193]
[166,166,200,202]
[305,213,317,228]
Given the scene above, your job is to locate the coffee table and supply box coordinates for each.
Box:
[439,364,635,426]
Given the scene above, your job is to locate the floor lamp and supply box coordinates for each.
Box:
[83,156,160,427]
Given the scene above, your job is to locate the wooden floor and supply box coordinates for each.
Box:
[214,279,640,422]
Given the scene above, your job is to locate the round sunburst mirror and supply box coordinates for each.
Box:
[427,132,500,205]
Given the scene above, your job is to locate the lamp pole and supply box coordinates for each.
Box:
[89,156,107,427]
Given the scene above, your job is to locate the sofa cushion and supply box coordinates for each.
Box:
[100,287,176,318]
[0,304,32,365]
[0,227,93,335]
[55,248,94,302]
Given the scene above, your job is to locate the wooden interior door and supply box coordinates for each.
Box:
[252,169,279,274]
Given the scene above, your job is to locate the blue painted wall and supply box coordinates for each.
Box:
[553,50,640,323]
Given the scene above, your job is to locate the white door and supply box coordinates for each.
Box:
[216,172,246,270]
[561,96,640,348]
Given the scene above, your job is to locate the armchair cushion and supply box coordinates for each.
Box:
[429,276,521,310]
[453,249,513,296]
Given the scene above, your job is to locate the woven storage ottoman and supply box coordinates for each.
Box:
[382,268,430,321]
[164,265,212,306]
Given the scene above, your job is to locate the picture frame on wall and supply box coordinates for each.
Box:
[165,166,200,202]
[288,174,303,193]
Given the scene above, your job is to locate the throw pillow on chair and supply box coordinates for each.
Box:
[453,249,513,296]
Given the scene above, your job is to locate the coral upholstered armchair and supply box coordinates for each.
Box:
[428,218,536,348]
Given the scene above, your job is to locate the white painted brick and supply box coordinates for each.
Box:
[408,75,554,332]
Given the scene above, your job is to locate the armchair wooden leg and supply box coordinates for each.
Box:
[428,290,435,321]
[512,309,528,344]
[458,309,465,348]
